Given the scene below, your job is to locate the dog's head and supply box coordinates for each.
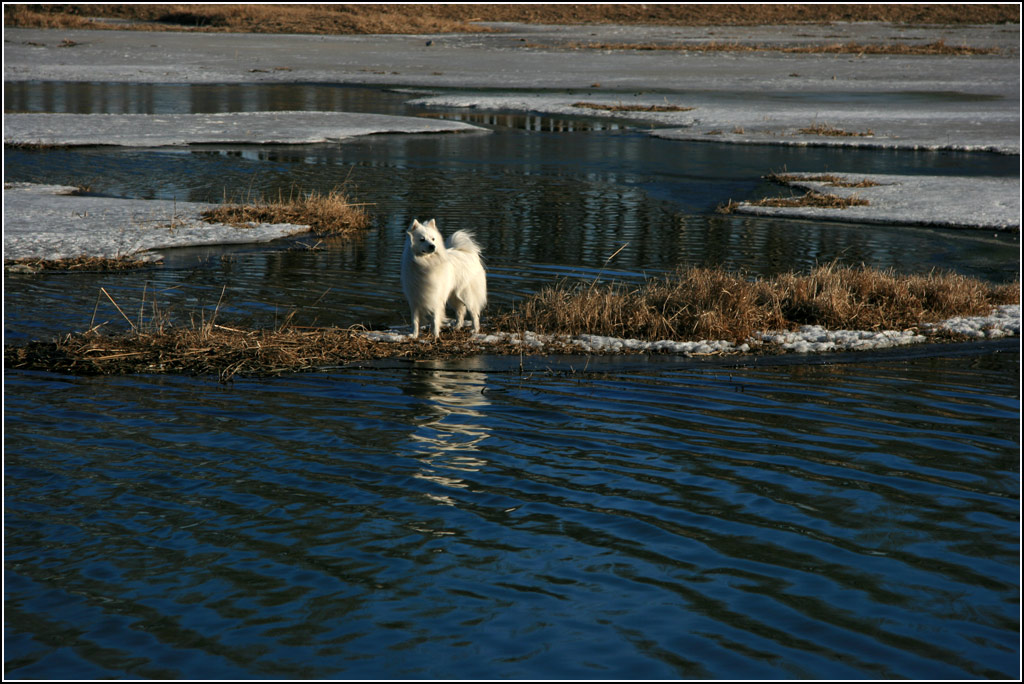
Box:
[406,219,442,257]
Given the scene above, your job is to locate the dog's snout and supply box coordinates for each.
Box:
[423,242,435,253]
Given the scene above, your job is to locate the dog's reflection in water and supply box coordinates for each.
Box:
[404,359,491,506]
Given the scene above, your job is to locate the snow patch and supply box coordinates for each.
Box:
[3,182,310,262]
[731,173,1020,231]
[359,305,1020,357]
[3,111,487,148]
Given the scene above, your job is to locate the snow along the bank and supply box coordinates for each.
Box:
[364,305,1021,356]
[3,111,487,147]
[3,183,309,262]
[731,173,1020,231]
[407,93,1020,156]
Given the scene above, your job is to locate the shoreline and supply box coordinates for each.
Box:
[6,304,1019,382]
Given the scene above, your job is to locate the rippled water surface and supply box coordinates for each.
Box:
[4,82,1021,679]
[5,354,1020,679]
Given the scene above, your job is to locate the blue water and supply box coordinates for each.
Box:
[4,82,1021,679]
[4,352,1020,679]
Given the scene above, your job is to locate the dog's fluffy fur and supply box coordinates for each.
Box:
[401,218,487,338]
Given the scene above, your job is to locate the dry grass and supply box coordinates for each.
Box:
[561,39,1003,56]
[6,5,1018,34]
[4,254,159,273]
[572,102,696,113]
[797,123,875,137]
[2,4,491,35]
[201,187,371,236]
[4,326,483,383]
[766,173,880,188]
[4,324,531,383]
[6,265,1018,380]
[717,191,870,214]
[492,265,1020,343]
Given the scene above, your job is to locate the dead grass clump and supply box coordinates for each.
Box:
[572,102,696,113]
[2,5,99,30]
[766,172,880,188]
[757,192,869,209]
[797,123,875,137]
[718,191,870,213]
[202,187,371,236]
[561,40,1002,56]
[4,255,156,273]
[492,268,784,342]
[494,264,1018,344]
[4,325,522,383]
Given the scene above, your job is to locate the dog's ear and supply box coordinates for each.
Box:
[426,219,436,229]
[408,219,421,233]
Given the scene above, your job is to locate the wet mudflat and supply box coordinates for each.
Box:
[4,80,1020,679]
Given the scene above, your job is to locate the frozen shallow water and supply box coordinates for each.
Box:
[3,183,308,262]
[3,110,486,147]
[732,173,1020,230]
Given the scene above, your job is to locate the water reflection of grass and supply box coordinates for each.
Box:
[5,265,1018,382]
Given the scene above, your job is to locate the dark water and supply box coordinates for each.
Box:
[4,82,1021,679]
[4,354,1020,679]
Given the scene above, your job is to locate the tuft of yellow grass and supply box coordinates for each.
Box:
[572,102,695,113]
[766,173,880,188]
[492,264,1019,343]
[4,254,159,273]
[202,187,371,236]
[797,123,875,137]
[561,39,1002,56]
[717,191,870,214]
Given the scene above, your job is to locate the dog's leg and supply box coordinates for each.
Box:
[431,308,444,338]
[453,302,467,330]
[469,308,480,334]
[409,308,420,338]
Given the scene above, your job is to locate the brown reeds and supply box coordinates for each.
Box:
[797,123,875,137]
[4,324,528,383]
[572,102,696,113]
[560,39,1002,56]
[4,254,158,272]
[766,173,880,188]
[5,266,1018,380]
[717,191,870,214]
[202,187,371,236]
[6,5,1017,34]
[491,265,1019,343]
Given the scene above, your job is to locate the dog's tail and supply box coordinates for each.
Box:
[446,230,483,256]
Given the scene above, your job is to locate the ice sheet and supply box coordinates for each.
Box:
[3,182,309,262]
[732,173,1020,230]
[3,111,486,147]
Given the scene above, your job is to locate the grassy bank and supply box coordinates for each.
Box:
[6,265,1018,381]
[492,265,1018,343]
[5,4,1019,35]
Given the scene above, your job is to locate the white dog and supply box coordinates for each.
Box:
[401,218,487,338]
